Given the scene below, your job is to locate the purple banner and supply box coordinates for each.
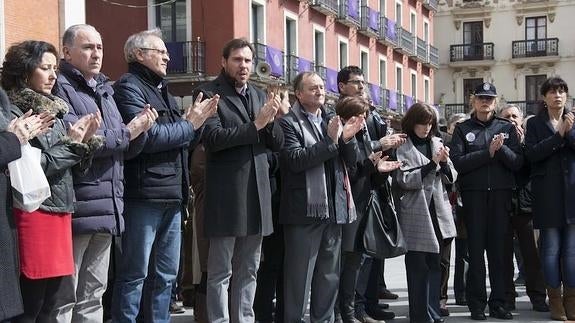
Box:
[297,57,313,72]
[326,68,338,93]
[404,96,414,109]
[348,0,359,19]
[165,42,183,71]
[265,46,284,77]
[369,9,379,31]
[388,89,397,110]
[369,84,381,106]
[386,19,396,41]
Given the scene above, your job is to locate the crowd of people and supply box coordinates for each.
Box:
[0,23,573,323]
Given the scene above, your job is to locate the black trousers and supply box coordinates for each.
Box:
[13,276,64,323]
[461,190,511,312]
[439,239,453,302]
[503,214,546,305]
[405,251,442,323]
[254,224,284,323]
[454,237,469,301]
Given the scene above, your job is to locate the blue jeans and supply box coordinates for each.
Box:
[540,225,575,288]
[112,201,182,323]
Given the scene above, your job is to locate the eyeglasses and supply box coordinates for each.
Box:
[347,79,366,86]
[140,48,170,58]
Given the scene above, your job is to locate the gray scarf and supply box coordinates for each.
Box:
[292,102,330,219]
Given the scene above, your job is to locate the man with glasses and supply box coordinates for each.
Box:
[450,83,523,321]
[111,29,219,322]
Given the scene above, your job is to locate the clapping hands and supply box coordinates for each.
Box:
[68,112,102,143]
[255,93,281,130]
[184,92,219,130]
[8,110,55,144]
[127,104,158,141]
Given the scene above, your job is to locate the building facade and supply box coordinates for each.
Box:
[434,0,575,119]
[82,0,439,114]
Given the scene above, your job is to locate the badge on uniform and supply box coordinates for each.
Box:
[466,132,476,142]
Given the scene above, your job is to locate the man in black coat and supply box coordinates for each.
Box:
[196,38,283,323]
[279,71,363,322]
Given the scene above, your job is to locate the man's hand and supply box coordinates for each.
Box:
[127,104,158,141]
[327,115,343,143]
[254,93,280,130]
[68,113,100,143]
[379,133,407,151]
[342,116,364,142]
[376,155,402,173]
[184,92,219,130]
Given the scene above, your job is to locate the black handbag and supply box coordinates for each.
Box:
[362,185,407,259]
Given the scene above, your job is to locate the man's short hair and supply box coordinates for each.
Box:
[292,71,320,92]
[222,38,254,60]
[498,104,523,117]
[337,66,363,86]
[124,28,163,63]
[62,24,100,47]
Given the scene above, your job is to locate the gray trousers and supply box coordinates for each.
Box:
[283,223,342,323]
[206,234,263,323]
[54,233,112,323]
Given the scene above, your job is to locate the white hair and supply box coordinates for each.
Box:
[123,28,163,63]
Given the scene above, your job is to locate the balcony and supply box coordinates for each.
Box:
[415,38,428,63]
[449,42,495,68]
[252,42,285,80]
[285,55,314,84]
[359,4,380,38]
[510,38,560,66]
[395,27,415,56]
[309,0,338,16]
[337,0,360,28]
[426,44,439,68]
[378,16,398,47]
[165,40,205,75]
[422,0,438,11]
[368,83,383,108]
[443,103,468,119]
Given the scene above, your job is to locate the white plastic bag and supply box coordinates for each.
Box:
[8,143,51,212]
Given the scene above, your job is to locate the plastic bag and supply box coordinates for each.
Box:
[8,143,51,212]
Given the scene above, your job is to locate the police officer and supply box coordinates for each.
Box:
[450,82,523,321]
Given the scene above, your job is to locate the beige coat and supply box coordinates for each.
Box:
[394,137,457,253]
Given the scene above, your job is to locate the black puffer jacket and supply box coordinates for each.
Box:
[450,115,523,191]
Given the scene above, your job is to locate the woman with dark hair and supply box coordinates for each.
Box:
[394,103,457,323]
[524,76,575,321]
[450,82,523,321]
[1,40,101,322]
[336,96,401,322]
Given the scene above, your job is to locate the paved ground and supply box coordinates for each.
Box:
[171,255,559,322]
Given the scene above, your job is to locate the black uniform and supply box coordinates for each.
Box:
[450,115,523,314]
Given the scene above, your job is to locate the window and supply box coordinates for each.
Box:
[410,11,416,34]
[396,64,403,94]
[379,0,386,16]
[251,1,266,43]
[155,0,187,42]
[360,48,369,79]
[463,78,484,105]
[423,20,429,42]
[339,38,349,70]
[463,21,483,60]
[395,1,402,26]
[424,77,430,103]
[379,56,387,88]
[285,12,297,55]
[314,27,325,66]
[526,75,547,114]
[410,71,417,100]
[526,16,546,40]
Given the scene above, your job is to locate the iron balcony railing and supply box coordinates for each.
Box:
[252,42,285,79]
[396,27,415,56]
[360,3,379,37]
[512,38,559,59]
[429,45,439,67]
[416,38,428,62]
[314,64,327,81]
[165,40,205,74]
[309,0,338,16]
[379,16,398,46]
[505,100,540,116]
[444,103,467,119]
[422,0,438,11]
[338,0,360,27]
[450,42,494,62]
